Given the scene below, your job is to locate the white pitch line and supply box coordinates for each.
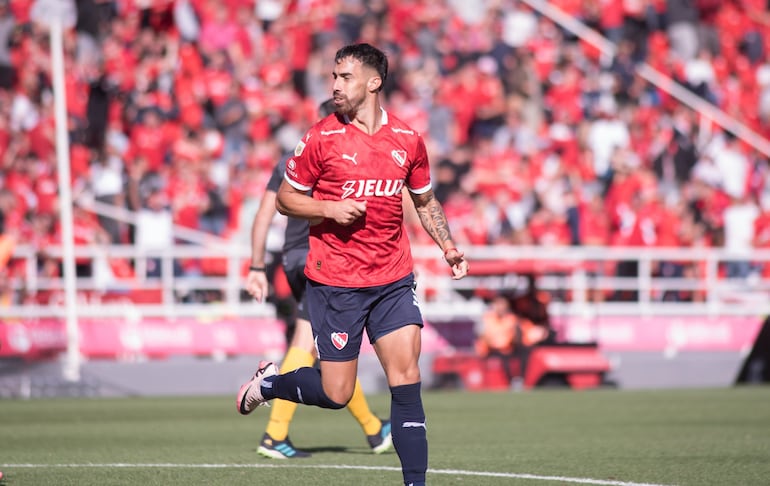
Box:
[0,463,675,486]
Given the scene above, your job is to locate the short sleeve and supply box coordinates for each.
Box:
[406,134,432,194]
[284,128,322,192]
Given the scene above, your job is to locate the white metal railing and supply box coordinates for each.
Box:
[4,243,770,320]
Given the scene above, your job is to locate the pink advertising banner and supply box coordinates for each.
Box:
[552,316,765,352]
[0,317,451,360]
[0,317,287,359]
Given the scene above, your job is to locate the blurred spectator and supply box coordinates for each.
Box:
[85,62,118,150]
[198,2,238,58]
[213,80,249,164]
[585,95,630,186]
[710,131,750,199]
[666,0,700,62]
[127,164,173,278]
[74,0,115,64]
[753,195,770,277]
[127,108,168,172]
[199,177,230,238]
[756,60,770,125]
[723,194,760,278]
[509,274,554,333]
[255,0,286,30]
[71,203,111,277]
[173,0,199,43]
[10,71,39,133]
[507,274,554,378]
[683,48,718,103]
[651,107,699,188]
[529,206,571,247]
[0,187,19,236]
[432,158,462,204]
[578,190,612,246]
[470,55,507,140]
[500,1,538,50]
[0,1,16,89]
[88,149,124,243]
[474,293,518,384]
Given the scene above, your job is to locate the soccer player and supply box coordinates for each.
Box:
[244,99,392,459]
[237,43,469,486]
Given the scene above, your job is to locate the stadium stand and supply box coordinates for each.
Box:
[1,0,769,296]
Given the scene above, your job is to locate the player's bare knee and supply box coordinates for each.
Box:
[387,368,421,387]
[321,389,350,409]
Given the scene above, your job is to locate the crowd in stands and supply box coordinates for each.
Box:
[1,0,770,306]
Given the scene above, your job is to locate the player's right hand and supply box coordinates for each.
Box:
[330,199,367,226]
[246,270,270,302]
[444,248,469,280]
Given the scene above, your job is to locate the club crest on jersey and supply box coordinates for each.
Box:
[391,150,407,167]
[331,332,348,350]
[295,141,306,156]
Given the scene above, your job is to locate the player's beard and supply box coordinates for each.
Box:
[333,92,362,118]
[332,94,351,116]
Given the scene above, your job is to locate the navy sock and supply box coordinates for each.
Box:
[261,367,346,409]
[390,382,427,486]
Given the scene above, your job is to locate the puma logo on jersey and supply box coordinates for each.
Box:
[321,127,346,136]
[391,127,414,135]
[341,179,405,199]
[342,153,358,165]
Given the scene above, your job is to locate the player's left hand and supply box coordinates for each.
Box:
[246,270,270,302]
[444,248,469,280]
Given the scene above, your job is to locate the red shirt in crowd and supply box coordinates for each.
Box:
[529,209,571,246]
[34,171,58,215]
[128,121,168,170]
[167,167,206,229]
[579,197,611,246]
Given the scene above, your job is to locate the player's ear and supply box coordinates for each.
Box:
[368,75,382,93]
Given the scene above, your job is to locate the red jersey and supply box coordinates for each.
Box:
[284,109,432,287]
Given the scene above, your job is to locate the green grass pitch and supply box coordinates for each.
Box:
[1,386,769,485]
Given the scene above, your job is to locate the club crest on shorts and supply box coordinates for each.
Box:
[331,332,348,350]
[391,150,407,167]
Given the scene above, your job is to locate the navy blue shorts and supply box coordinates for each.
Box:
[306,273,424,362]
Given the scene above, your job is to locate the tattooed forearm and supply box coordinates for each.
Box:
[414,191,452,247]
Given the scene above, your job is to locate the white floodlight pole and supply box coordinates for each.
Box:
[49,17,80,382]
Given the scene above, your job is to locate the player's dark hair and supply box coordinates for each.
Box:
[335,43,388,91]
